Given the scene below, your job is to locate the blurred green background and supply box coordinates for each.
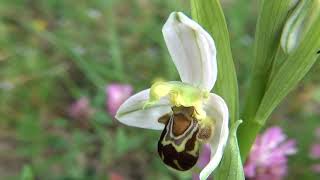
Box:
[0,0,320,179]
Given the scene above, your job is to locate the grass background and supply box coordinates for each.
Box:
[0,0,319,179]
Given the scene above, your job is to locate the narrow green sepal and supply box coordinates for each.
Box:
[214,120,245,180]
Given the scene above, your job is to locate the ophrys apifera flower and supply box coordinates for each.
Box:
[116,12,229,180]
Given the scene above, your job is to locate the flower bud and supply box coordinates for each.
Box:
[289,0,299,9]
[281,0,320,54]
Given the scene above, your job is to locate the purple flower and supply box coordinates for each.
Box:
[106,84,133,117]
[192,144,211,180]
[68,97,94,120]
[244,126,297,180]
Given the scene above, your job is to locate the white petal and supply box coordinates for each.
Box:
[200,93,229,180]
[162,12,217,91]
[115,89,172,130]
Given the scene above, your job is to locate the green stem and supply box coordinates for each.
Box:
[237,119,263,162]
[238,0,292,161]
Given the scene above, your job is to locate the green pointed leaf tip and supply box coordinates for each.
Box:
[214,120,244,180]
[191,0,239,124]
[256,13,320,124]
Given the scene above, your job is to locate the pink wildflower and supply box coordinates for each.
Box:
[310,144,320,159]
[106,84,133,117]
[68,97,94,120]
[244,126,297,180]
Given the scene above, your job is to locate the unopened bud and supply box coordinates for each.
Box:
[281,0,320,54]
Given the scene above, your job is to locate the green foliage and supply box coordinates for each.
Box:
[242,0,292,121]
[0,0,189,179]
[238,0,293,160]
[20,165,34,180]
[257,16,320,125]
[238,0,320,161]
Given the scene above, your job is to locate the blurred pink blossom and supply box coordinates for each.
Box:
[244,126,297,180]
[192,143,211,180]
[68,97,94,120]
[106,84,133,117]
[310,144,320,159]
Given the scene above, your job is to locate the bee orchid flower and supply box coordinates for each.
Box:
[116,12,229,180]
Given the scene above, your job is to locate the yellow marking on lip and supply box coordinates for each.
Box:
[161,116,199,152]
[173,160,184,171]
[187,140,200,157]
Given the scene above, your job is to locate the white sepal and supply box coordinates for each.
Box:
[162,12,217,91]
[115,89,171,130]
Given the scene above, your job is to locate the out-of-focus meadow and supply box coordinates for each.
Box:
[0,0,320,179]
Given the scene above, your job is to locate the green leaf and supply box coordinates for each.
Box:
[256,14,320,125]
[20,165,34,180]
[242,0,292,119]
[214,120,244,180]
[190,1,242,179]
[191,0,239,124]
[238,0,292,160]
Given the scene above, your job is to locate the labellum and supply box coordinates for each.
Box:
[157,106,213,171]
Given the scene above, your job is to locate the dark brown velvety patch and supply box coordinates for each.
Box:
[157,118,199,171]
[185,129,198,151]
[158,142,198,171]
